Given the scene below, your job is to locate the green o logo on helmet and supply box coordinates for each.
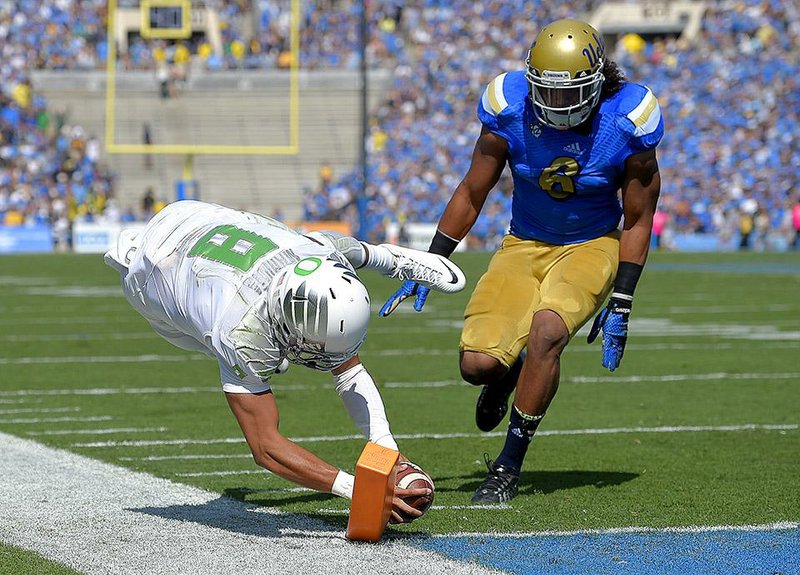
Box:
[294,257,322,276]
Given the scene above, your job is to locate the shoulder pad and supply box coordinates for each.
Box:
[622,85,662,138]
[480,73,511,117]
[480,71,527,115]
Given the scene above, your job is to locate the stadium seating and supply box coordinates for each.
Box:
[305,0,800,248]
[2,0,798,250]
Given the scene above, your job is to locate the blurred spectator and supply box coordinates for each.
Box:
[158,75,171,99]
[739,209,755,250]
[793,199,800,250]
[143,123,153,169]
[319,162,333,187]
[142,187,156,220]
[652,209,670,250]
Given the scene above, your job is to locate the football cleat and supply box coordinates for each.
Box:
[471,455,519,504]
[378,244,466,293]
[475,355,524,432]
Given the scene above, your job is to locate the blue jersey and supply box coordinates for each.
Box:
[478,70,664,245]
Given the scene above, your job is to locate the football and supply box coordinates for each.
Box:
[393,461,434,523]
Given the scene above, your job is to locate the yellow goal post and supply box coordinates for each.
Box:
[104,0,299,155]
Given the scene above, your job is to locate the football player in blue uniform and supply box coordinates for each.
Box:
[381,19,664,503]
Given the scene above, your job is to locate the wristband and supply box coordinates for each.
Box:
[428,229,460,257]
[331,470,355,499]
[613,262,644,297]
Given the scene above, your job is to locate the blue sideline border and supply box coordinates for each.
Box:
[417,526,800,575]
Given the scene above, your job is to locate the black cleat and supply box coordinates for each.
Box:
[475,356,524,432]
[471,455,519,504]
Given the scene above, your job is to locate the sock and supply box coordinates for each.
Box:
[360,243,396,275]
[494,405,545,474]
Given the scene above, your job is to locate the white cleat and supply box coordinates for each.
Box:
[378,244,466,293]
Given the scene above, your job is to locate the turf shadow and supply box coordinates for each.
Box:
[222,486,332,506]
[129,494,342,539]
[220,489,436,537]
[130,494,435,541]
[438,469,639,496]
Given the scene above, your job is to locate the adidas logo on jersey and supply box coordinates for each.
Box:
[563,142,582,154]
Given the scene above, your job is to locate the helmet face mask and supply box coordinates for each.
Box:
[267,256,370,370]
[526,19,606,130]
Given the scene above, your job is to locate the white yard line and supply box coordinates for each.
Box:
[565,372,800,384]
[373,342,800,356]
[0,432,503,575]
[0,354,207,365]
[0,276,57,286]
[436,521,800,539]
[174,470,268,477]
[0,407,79,415]
[120,453,252,461]
[0,386,219,397]
[27,427,168,437]
[0,317,135,325]
[318,505,511,516]
[0,332,157,342]
[1,416,112,424]
[15,286,125,297]
[74,423,799,450]
[1,371,798,398]
[661,304,797,314]
[388,372,800,386]
[432,504,512,510]
[0,304,129,315]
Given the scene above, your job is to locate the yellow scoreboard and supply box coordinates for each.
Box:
[141,0,192,39]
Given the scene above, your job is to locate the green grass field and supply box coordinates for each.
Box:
[0,251,798,572]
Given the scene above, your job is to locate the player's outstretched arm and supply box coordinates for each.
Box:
[305,231,465,294]
[588,149,661,371]
[381,128,507,316]
[332,356,398,451]
[225,391,355,498]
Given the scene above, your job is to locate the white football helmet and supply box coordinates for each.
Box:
[267,256,370,370]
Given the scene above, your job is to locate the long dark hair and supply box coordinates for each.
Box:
[601,59,626,97]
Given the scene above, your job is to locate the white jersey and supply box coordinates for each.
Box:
[107,201,343,394]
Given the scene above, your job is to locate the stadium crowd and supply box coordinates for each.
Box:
[303,0,800,249]
[0,79,114,250]
[1,0,799,250]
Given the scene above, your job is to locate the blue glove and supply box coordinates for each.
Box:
[587,297,631,372]
[379,280,431,316]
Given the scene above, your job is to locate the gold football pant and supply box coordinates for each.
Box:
[460,232,620,368]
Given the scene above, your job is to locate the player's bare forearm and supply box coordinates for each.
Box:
[437,184,486,239]
[225,391,340,493]
[620,149,661,265]
[251,433,340,492]
[619,220,656,265]
[438,128,507,239]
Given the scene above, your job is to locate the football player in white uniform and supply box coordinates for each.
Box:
[105,200,465,523]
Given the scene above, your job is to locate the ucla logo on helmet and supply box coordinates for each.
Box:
[582,33,605,68]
